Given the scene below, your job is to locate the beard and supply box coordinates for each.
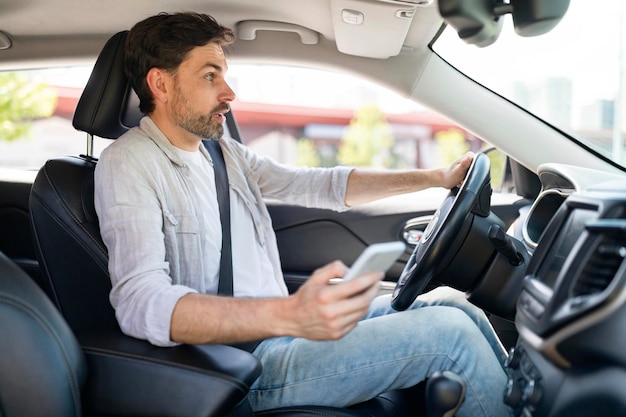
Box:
[171,84,227,140]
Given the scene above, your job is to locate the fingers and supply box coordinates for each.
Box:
[462,151,475,164]
[326,270,383,301]
[317,273,382,337]
[307,260,381,302]
[305,288,377,340]
[291,263,382,341]
[456,152,474,173]
[444,151,474,189]
[308,260,348,286]
[458,152,475,186]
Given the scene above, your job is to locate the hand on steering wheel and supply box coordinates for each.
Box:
[391,153,492,311]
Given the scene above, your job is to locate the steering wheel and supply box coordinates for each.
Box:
[391,153,492,311]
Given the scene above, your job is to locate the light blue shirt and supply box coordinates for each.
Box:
[94,116,352,346]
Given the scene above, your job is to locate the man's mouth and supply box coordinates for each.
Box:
[212,106,230,122]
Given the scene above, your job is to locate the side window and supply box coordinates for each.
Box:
[226,64,493,174]
[0,64,507,193]
[0,66,111,172]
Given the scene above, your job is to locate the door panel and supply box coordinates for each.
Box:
[270,191,525,290]
[0,178,41,284]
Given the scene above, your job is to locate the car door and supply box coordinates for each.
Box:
[269,173,528,292]
[0,175,40,282]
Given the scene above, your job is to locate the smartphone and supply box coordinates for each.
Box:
[342,241,406,281]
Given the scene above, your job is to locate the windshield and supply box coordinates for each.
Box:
[433,1,626,169]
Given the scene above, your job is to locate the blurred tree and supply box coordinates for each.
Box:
[0,72,57,141]
[296,138,321,167]
[486,148,507,190]
[337,104,393,168]
[434,128,469,165]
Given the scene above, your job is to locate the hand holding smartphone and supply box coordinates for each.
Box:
[342,241,406,281]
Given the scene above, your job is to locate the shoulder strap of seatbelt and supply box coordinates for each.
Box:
[202,139,263,353]
[202,139,233,296]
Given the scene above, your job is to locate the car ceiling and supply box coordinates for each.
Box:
[0,0,442,63]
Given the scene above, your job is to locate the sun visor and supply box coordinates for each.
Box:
[330,0,418,59]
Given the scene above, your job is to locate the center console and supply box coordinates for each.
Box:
[505,181,626,416]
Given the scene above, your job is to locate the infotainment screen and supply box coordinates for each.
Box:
[535,208,597,289]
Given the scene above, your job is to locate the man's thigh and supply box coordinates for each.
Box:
[366,287,507,364]
[248,306,489,411]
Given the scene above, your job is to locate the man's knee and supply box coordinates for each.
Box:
[416,287,486,318]
[395,305,482,340]
[417,286,468,305]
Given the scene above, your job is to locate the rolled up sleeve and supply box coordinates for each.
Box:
[231,140,354,211]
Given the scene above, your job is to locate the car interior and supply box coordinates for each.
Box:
[21,29,432,417]
[3,0,626,416]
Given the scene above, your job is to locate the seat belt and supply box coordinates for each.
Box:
[203,139,261,353]
[203,139,233,296]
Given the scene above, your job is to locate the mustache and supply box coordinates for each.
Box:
[212,104,231,115]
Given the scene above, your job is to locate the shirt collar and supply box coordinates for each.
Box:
[138,116,218,167]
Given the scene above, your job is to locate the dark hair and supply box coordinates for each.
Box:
[125,12,234,114]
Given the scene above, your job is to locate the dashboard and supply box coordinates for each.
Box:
[504,164,626,416]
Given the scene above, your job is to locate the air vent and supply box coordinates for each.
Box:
[572,236,626,297]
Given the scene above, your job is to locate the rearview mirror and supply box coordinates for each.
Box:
[510,0,570,37]
[438,0,570,47]
[438,0,504,47]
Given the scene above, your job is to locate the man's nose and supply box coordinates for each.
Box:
[220,81,236,102]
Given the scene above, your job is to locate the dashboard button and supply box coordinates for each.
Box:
[505,346,523,369]
[504,378,524,408]
[523,379,543,408]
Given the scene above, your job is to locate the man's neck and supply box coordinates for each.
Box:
[148,113,201,152]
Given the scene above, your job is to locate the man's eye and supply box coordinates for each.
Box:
[204,73,214,81]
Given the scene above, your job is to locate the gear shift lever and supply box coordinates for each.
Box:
[426,371,466,417]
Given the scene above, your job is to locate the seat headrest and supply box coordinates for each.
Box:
[72,31,143,140]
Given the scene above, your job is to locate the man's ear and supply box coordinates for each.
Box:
[146,67,170,104]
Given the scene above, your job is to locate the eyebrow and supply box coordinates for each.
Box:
[191,44,228,73]
[198,58,229,73]
[197,63,222,73]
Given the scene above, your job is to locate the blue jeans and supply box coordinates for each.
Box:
[249,287,511,417]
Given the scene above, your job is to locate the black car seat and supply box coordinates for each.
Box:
[0,248,266,417]
[28,30,463,417]
[0,250,86,417]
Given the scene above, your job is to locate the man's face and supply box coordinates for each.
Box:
[169,42,235,140]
